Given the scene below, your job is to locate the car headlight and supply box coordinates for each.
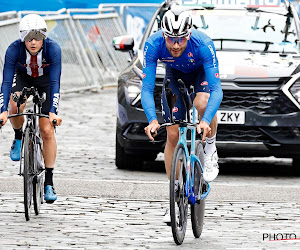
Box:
[282,72,300,110]
[290,80,300,105]
[125,76,142,105]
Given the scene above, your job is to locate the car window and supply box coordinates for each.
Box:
[148,8,299,54]
[191,9,298,53]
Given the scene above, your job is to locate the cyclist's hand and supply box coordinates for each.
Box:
[197,120,211,141]
[49,112,62,126]
[0,111,8,127]
[144,120,160,142]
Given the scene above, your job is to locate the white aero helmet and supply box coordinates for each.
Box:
[19,14,48,42]
[161,9,192,38]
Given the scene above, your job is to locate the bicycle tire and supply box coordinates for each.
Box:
[170,144,188,245]
[191,140,206,238]
[23,128,34,221]
[33,142,44,215]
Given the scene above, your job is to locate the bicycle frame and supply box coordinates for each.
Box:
[8,88,48,177]
[176,104,211,204]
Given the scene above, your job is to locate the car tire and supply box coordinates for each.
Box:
[115,135,143,169]
[292,158,300,169]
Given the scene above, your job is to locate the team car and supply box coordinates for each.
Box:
[113,0,300,169]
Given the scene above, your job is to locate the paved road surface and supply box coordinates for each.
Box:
[1,88,300,249]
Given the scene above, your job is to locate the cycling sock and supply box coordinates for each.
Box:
[44,167,54,187]
[14,128,23,140]
[205,135,216,155]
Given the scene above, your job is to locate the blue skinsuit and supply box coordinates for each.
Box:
[141,29,223,125]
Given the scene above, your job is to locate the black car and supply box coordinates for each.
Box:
[113,0,300,169]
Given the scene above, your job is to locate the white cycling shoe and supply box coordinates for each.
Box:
[203,150,219,182]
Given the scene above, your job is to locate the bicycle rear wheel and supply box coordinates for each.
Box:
[170,144,188,245]
[191,140,206,238]
[23,128,34,221]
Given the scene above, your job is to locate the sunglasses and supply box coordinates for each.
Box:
[24,30,46,42]
[165,36,188,45]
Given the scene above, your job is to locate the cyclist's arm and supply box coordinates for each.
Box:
[200,40,223,125]
[1,44,18,114]
[48,42,62,115]
[141,41,159,124]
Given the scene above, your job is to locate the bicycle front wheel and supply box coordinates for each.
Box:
[33,142,44,215]
[170,144,188,245]
[22,128,34,221]
[191,140,206,238]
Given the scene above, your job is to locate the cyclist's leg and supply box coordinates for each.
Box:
[35,75,57,202]
[39,118,57,202]
[162,66,187,179]
[34,73,55,169]
[39,118,56,168]
[9,69,30,161]
[193,66,219,181]
[192,65,217,139]
[164,125,179,179]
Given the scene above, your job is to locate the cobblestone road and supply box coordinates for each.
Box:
[1,88,300,249]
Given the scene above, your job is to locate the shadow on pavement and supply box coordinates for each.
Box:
[140,157,300,178]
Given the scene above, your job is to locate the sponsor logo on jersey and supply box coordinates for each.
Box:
[143,46,148,68]
[172,107,178,113]
[201,81,208,86]
[188,52,193,57]
[208,44,217,68]
[215,73,219,78]
[142,73,146,79]
[53,93,60,109]
[0,93,4,110]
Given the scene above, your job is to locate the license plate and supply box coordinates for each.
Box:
[217,110,245,124]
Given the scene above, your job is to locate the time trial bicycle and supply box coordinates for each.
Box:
[155,79,211,245]
[0,86,56,221]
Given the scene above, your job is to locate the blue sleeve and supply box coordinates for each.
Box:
[141,41,159,123]
[48,42,61,114]
[0,44,18,113]
[200,40,223,125]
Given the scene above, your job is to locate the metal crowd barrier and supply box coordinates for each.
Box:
[0,7,129,93]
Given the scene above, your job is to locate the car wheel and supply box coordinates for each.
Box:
[292,158,300,169]
[115,135,143,169]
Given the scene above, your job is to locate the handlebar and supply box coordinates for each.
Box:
[13,86,46,107]
[150,120,200,136]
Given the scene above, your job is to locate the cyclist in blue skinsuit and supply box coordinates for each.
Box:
[0,14,62,203]
[141,9,223,223]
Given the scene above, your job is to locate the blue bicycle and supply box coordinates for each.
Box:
[161,79,211,245]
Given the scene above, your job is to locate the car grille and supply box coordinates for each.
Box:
[217,125,276,144]
[217,125,300,144]
[221,90,298,115]
[135,80,299,115]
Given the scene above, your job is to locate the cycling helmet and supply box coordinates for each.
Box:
[19,14,48,42]
[161,9,192,38]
